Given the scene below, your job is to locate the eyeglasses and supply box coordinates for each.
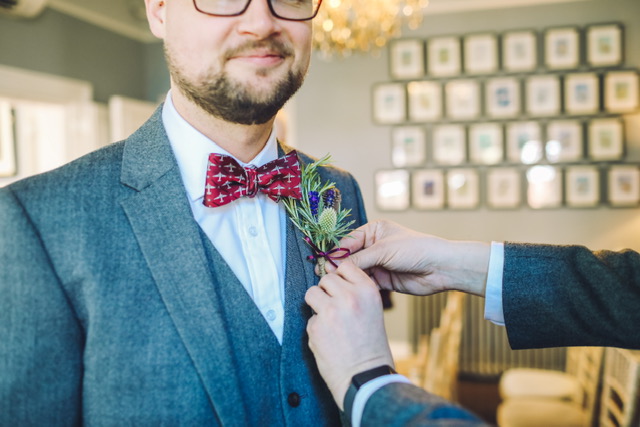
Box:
[193,0,323,21]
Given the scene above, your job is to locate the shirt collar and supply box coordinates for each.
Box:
[162,90,279,203]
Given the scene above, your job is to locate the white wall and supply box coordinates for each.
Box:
[292,0,640,343]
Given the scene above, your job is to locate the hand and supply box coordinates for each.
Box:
[305,262,394,410]
[327,220,490,297]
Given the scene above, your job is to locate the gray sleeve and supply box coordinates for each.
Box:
[0,187,84,426]
[503,242,640,349]
[361,382,489,427]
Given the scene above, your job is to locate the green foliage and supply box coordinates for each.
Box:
[282,154,355,253]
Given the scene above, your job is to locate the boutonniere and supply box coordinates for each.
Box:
[282,154,355,276]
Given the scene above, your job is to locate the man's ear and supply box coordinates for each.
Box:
[145,0,167,39]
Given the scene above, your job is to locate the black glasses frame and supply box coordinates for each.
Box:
[192,0,323,22]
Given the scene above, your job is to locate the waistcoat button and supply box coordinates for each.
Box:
[287,392,301,407]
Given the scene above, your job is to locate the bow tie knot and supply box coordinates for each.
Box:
[204,151,302,208]
[244,166,259,198]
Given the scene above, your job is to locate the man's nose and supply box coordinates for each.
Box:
[236,0,282,38]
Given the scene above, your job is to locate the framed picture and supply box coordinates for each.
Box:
[390,39,425,80]
[407,81,442,122]
[372,83,406,124]
[375,169,410,211]
[586,23,623,68]
[506,121,543,164]
[412,169,445,209]
[566,166,600,208]
[432,124,466,165]
[545,120,584,163]
[445,79,480,120]
[447,168,480,209]
[469,123,503,165]
[502,30,537,72]
[608,165,640,207]
[0,100,16,177]
[604,71,639,113]
[544,26,580,70]
[487,167,521,209]
[485,77,521,118]
[564,73,600,115]
[588,118,624,161]
[525,75,561,117]
[427,36,462,77]
[526,165,563,209]
[391,126,427,168]
[463,33,498,75]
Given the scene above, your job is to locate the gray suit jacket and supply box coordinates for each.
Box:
[503,242,640,350]
[0,108,367,425]
[358,382,488,427]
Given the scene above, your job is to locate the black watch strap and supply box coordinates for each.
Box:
[343,365,396,421]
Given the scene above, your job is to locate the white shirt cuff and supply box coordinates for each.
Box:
[484,241,505,326]
[352,374,412,427]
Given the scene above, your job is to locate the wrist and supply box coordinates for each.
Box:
[343,365,396,417]
[444,240,491,297]
[333,377,351,411]
[335,358,393,411]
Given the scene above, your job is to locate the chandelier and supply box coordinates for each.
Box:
[312,0,430,58]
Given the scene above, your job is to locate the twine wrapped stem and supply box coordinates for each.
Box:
[305,237,351,277]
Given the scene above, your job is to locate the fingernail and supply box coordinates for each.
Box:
[325,260,340,272]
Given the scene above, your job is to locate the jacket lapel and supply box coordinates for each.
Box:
[280,148,318,342]
[118,109,249,425]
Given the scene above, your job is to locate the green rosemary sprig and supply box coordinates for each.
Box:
[283,154,355,273]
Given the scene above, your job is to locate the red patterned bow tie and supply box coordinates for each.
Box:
[203,151,302,208]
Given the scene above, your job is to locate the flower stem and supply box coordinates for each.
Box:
[317,258,326,277]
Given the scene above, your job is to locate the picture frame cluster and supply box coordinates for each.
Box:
[385,23,627,82]
[374,22,640,211]
[375,165,640,211]
[373,70,638,123]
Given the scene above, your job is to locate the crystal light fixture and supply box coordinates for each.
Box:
[313,0,429,58]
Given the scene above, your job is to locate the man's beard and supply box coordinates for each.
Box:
[165,41,306,125]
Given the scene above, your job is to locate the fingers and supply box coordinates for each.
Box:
[305,284,330,314]
[333,260,374,286]
[306,270,351,314]
[346,245,386,271]
[318,228,370,274]
[317,220,397,275]
[319,262,368,292]
[338,220,383,253]
[307,262,380,313]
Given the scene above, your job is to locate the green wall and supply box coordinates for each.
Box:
[0,8,163,103]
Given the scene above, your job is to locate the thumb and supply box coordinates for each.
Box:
[346,245,384,271]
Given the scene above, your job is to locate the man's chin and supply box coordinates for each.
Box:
[226,68,285,90]
[224,75,289,102]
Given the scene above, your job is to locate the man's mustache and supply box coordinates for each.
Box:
[224,38,294,59]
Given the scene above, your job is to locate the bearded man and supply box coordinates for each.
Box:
[0,0,368,424]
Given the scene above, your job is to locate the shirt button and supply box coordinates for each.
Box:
[287,392,301,407]
[266,309,276,321]
[248,226,258,237]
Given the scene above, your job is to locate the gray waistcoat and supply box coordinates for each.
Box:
[199,221,341,426]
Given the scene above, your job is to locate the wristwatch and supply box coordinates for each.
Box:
[343,365,396,418]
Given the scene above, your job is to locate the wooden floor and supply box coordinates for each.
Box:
[456,375,501,425]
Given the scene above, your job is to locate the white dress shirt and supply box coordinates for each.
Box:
[162,91,287,344]
[484,241,506,325]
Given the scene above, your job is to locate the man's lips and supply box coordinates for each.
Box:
[228,51,286,66]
